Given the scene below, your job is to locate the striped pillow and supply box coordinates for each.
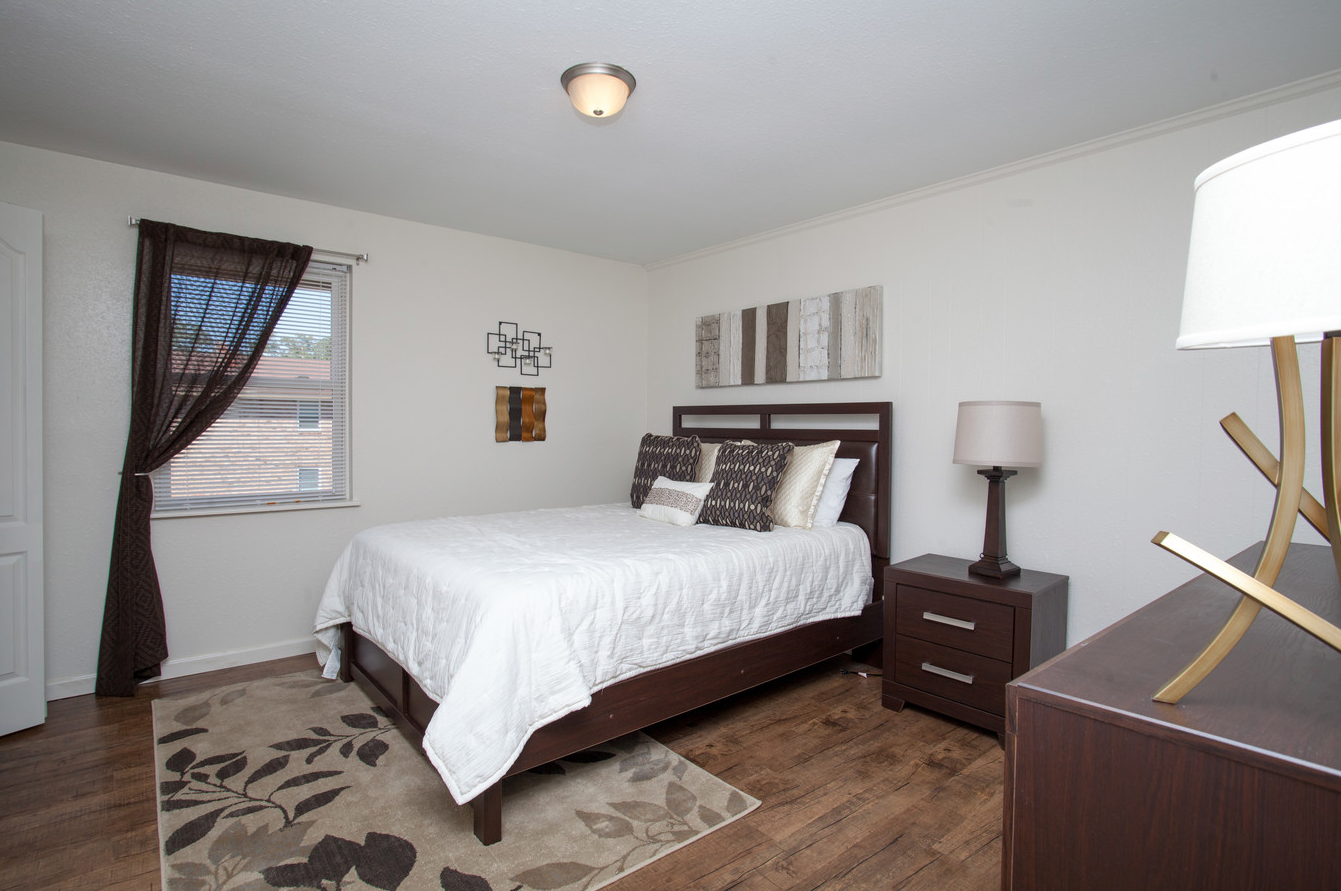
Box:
[698,441,794,532]
[769,440,841,529]
[638,476,714,526]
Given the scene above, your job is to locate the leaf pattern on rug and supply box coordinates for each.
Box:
[508,738,752,891]
[268,709,394,767]
[158,681,391,869]
[260,831,417,890]
[524,750,615,777]
[166,820,320,891]
[156,672,758,891]
[438,867,495,891]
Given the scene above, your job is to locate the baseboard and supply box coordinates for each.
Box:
[45,636,319,701]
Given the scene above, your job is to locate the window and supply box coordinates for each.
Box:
[297,467,321,491]
[151,260,352,514]
[296,400,320,429]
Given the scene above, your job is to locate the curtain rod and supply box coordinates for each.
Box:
[126,216,368,265]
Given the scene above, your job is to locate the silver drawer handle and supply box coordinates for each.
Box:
[922,662,975,685]
[922,610,975,631]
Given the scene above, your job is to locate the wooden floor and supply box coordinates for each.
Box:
[0,655,1003,891]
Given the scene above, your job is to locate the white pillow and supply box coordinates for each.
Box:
[638,476,715,526]
[811,457,858,527]
[769,440,840,529]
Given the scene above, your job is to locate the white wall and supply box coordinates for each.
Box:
[7,75,1339,698]
[0,141,649,697]
[646,79,1341,647]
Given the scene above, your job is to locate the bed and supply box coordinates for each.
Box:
[316,401,892,844]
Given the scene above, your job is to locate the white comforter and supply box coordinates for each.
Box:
[313,503,872,803]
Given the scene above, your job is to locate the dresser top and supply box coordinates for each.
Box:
[1012,542,1341,777]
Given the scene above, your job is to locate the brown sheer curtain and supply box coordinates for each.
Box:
[96,221,313,696]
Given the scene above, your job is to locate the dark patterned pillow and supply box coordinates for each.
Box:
[629,433,702,508]
[697,441,794,532]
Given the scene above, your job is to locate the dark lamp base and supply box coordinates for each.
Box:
[969,555,1021,579]
[972,466,1021,580]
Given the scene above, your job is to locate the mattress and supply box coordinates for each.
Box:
[313,502,872,803]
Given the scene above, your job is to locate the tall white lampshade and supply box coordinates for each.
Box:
[1179,118,1341,349]
[954,401,1043,578]
[1152,117,1341,705]
[560,63,636,118]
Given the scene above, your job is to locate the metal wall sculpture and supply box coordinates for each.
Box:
[487,321,552,376]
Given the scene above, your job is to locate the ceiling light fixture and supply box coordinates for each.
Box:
[560,62,636,118]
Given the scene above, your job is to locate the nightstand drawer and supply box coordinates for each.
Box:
[893,635,1013,717]
[895,585,1014,661]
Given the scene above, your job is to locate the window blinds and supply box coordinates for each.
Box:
[151,261,351,514]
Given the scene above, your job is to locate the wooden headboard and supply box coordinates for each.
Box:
[672,401,892,570]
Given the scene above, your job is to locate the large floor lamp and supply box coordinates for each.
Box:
[1153,118,1341,703]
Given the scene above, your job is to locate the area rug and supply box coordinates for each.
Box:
[153,671,757,891]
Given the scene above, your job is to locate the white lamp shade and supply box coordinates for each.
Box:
[564,71,632,118]
[953,401,1043,468]
[1178,118,1341,350]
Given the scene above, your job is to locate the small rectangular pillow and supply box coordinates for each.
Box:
[630,433,701,508]
[769,440,841,529]
[638,476,714,526]
[697,441,794,532]
[812,457,859,527]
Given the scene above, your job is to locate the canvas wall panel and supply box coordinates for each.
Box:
[695,285,882,387]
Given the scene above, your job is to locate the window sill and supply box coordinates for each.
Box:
[151,499,361,520]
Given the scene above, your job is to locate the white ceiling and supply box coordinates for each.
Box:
[3,1,1340,266]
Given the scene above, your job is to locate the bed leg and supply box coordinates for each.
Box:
[339,623,353,683]
[472,782,503,845]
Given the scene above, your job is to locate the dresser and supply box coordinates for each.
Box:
[1003,542,1341,890]
[882,554,1069,735]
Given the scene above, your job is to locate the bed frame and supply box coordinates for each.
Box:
[338,401,892,844]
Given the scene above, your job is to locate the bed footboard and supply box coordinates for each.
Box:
[339,597,881,844]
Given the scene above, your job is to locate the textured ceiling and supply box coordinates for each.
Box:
[2,0,1340,265]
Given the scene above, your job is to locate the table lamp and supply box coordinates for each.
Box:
[954,400,1043,578]
[1153,117,1341,703]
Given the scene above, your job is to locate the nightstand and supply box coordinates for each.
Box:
[882,553,1068,734]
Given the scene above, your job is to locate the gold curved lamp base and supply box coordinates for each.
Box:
[1151,534,1341,702]
[1219,412,1329,539]
[1153,335,1341,704]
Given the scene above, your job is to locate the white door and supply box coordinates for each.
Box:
[0,202,44,735]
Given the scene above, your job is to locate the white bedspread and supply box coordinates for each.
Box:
[313,503,872,803]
